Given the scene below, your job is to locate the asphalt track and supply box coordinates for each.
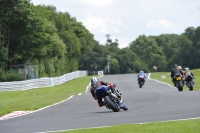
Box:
[0,74,200,133]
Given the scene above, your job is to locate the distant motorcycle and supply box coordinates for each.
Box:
[173,73,183,91]
[96,85,128,112]
[138,76,145,88]
[185,75,194,91]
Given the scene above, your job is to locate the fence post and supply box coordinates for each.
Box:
[50,78,54,86]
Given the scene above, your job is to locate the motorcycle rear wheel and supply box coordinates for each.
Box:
[139,82,143,88]
[189,82,193,91]
[177,81,183,91]
[104,96,120,112]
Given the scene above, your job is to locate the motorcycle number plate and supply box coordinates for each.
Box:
[176,76,181,80]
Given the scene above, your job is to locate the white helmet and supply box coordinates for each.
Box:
[91,77,98,83]
[140,70,144,73]
[185,67,189,71]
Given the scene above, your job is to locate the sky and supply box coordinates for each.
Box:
[31,0,200,48]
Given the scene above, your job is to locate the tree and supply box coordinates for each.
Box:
[153,34,179,69]
[129,35,167,71]
[183,26,200,69]
[175,34,193,67]
[184,27,196,43]
[116,48,138,73]
[0,0,34,69]
[109,58,120,74]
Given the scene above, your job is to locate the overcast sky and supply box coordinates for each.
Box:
[31,0,200,48]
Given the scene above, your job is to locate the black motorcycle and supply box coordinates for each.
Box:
[185,75,194,91]
[173,73,184,91]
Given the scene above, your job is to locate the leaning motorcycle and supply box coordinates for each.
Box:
[138,76,145,88]
[173,73,183,91]
[96,86,128,112]
[185,75,194,91]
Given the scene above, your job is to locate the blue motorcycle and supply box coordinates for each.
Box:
[95,85,128,112]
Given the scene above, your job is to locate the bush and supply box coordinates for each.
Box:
[0,70,24,82]
[5,71,24,81]
[0,69,6,82]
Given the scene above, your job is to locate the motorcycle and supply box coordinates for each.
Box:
[173,73,184,91]
[95,86,128,112]
[138,76,145,88]
[185,75,194,91]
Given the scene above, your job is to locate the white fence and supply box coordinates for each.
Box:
[0,70,87,91]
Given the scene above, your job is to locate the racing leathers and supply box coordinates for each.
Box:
[90,81,121,107]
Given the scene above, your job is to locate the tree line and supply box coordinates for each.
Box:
[0,0,94,80]
[0,0,199,81]
[79,27,200,74]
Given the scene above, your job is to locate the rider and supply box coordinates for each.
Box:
[177,66,184,74]
[177,66,185,85]
[184,67,195,84]
[137,70,146,84]
[90,77,121,107]
[170,64,184,86]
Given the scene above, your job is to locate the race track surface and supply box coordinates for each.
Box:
[0,74,200,133]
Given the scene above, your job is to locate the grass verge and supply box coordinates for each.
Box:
[60,69,200,133]
[1,73,200,133]
[149,69,200,91]
[0,76,93,116]
[60,119,200,133]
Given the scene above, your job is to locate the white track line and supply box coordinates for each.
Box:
[85,83,91,93]
[2,74,200,132]
[37,126,112,133]
[0,76,105,121]
[43,73,200,132]
[148,73,174,88]
[0,95,74,121]
[147,72,200,121]
[138,117,200,124]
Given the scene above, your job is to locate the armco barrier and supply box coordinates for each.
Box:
[0,70,87,91]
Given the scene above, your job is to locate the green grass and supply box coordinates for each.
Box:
[150,69,200,91]
[1,73,200,133]
[60,119,200,133]
[0,76,94,116]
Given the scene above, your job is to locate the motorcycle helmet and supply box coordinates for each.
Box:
[91,77,98,83]
[185,67,189,71]
[91,80,100,91]
[174,64,178,68]
[140,70,144,73]
[178,66,182,70]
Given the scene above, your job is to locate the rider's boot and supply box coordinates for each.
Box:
[98,102,105,107]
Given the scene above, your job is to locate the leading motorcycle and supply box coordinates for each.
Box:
[96,86,128,112]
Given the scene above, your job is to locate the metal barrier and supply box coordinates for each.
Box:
[0,70,87,91]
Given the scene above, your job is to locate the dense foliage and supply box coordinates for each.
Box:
[0,0,199,81]
[0,0,94,79]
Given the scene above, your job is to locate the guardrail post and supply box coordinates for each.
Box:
[50,78,54,86]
